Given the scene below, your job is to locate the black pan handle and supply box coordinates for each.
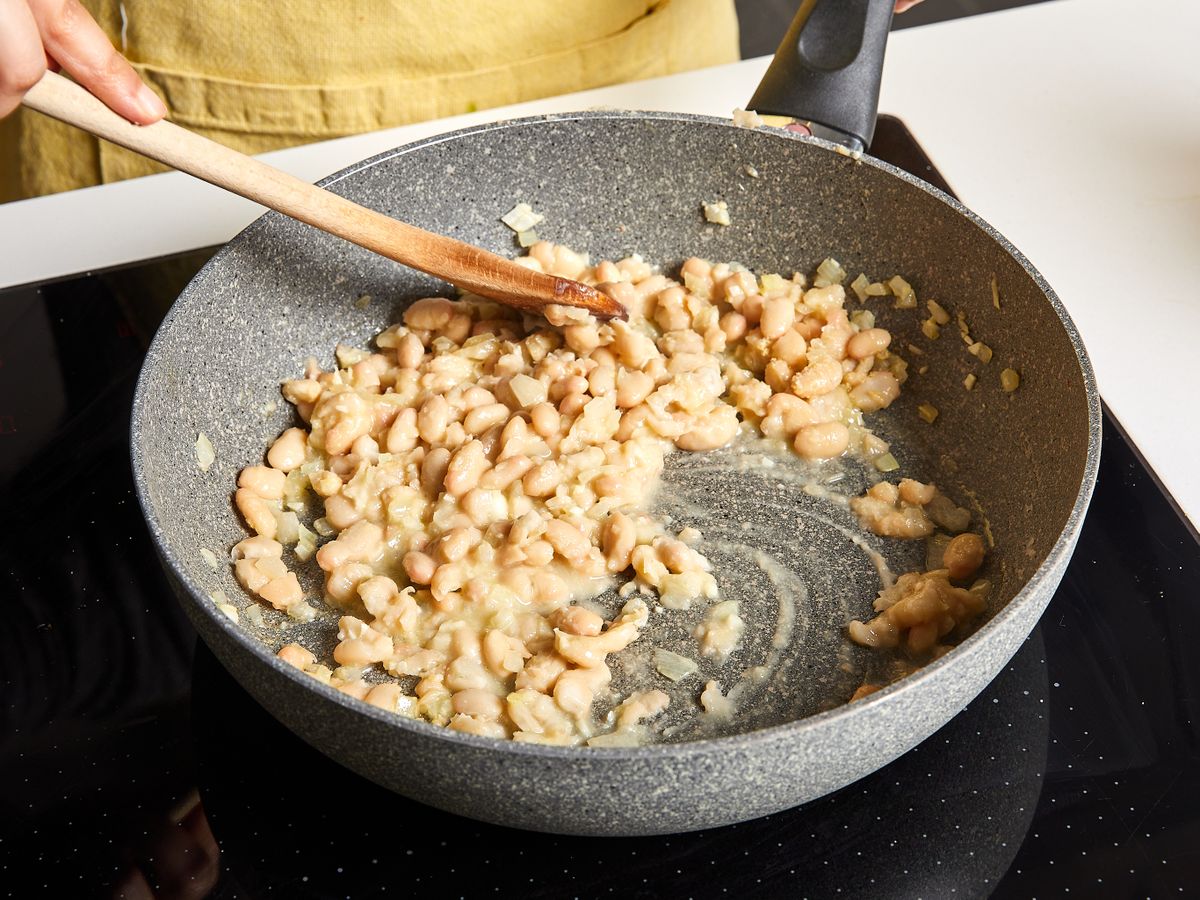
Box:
[747,0,895,151]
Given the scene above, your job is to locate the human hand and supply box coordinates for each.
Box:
[0,0,166,121]
[894,1,927,11]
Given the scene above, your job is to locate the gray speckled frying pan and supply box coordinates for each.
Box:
[130,1,1099,835]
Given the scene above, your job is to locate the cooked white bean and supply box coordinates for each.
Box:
[529,402,560,439]
[544,519,589,562]
[316,521,384,571]
[522,461,561,497]
[551,606,604,636]
[675,404,739,451]
[386,407,419,452]
[444,440,490,497]
[267,427,308,471]
[759,297,796,340]
[464,403,510,436]
[317,391,372,456]
[420,447,451,498]
[238,466,285,499]
[396,331,425,369]
[235,488,277,538]
[771,329,808,367]
[479,455,533,490]
[790,357,844,398]
[847,327,892,360]
[793,422,850,460]
[232,242,927,745]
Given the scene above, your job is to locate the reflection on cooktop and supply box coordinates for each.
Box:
[1,115,1197,898]
[192,630,1046,897]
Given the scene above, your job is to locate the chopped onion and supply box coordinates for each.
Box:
[963,373,978,391]
[925,533,952,571]
[731,108,764,129]
[335,344,369,368]
[306,664,333,685]
[917,403,939,424]
[702,201,731,226]
[283,471,309,511]
[509,373,548,408]
[289,602,317,623]
[682,270,712,299]
[195,432,215,472]
[760,273,787,294]
[968,341,994,364]
[276,510,300,546]
[849,309,875,330]
[199,548,220,570]
[587,731,642,748]
[354,293,372,310]
[888,275,916,309]
[517,229,539,248]
[395,694,419,718]
[312,517,335,537]
[294,522,318,561]
[921,319,941,340]
[654,648,699,682]
[500,202,544,233]
[850,273,870,302]
[210,590,237,623]
[926,299,950,325]
[874,452,900,473]
[243,605,265,628]
[700,680,735,720]
[814,257,847,288]
[991,275,1002,310]
[1000,368,1021,392]
[742,164,760,178]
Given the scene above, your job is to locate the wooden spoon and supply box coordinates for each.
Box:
[22,72,626,320]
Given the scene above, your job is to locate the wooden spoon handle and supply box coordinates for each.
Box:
[22,72,624,319]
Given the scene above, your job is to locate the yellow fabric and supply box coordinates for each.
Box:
[1,0,739,202]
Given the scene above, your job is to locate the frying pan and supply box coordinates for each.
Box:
[131,0,1099,835]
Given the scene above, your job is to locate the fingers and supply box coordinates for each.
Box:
[0,0,49,118]
[29,0,165,123]
[895,0,925,11]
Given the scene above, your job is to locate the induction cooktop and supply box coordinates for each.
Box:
[1,116,1197,899]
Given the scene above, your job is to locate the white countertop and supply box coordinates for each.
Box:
[3,0,1198,527]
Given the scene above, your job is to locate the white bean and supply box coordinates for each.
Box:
[793,422,850,460]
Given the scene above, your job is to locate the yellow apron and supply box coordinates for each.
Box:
[1,0,739,202]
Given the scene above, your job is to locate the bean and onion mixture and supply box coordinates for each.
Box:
[227,241,988,744]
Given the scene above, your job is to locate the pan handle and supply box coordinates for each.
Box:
[747,0,895,151]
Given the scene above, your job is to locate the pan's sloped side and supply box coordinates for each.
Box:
[174,532,1066,837]
[133,112,1099,835]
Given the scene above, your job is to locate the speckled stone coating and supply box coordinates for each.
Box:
[131,112,1100,836]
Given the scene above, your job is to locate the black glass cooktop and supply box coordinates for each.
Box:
[2,117,1198,899]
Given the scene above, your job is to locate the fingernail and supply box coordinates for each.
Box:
[136,83,167,121]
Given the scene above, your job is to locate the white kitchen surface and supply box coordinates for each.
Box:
[3,0,1197,528]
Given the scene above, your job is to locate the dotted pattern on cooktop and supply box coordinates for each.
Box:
[2,119,1198,899]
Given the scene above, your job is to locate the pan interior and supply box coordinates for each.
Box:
[135,113,1093,742]
[606,442,927,737]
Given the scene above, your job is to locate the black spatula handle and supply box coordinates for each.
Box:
[747,0,895,151]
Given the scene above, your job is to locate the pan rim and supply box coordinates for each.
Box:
[131,109,1102,761]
